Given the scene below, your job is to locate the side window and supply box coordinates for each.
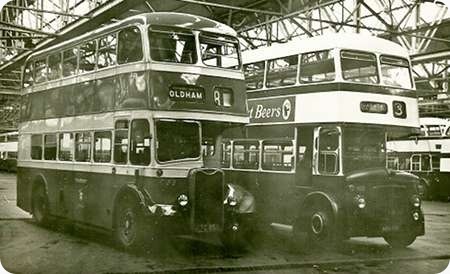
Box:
[221,141,231,167]
[232,141,259,170]
[114,120,129,164]
[31,135,42,160]
[23,62,34,87]
[94,131,111,163]
[98,33,117,69]
[341,50,378,84]
[44,134,57,160]
[266,55,298,88]
[62,48,78,76]
[244,62,265,90]
[118,27,143,64]
[317,127,340,175]
[411,154,420,171]
[387,156,399,170]
[59,133,74,161]
[48,53,62,80]
[300,50,335,83]
[130,119,151,165]
[421,154,431,171]
[79,40,96,73]
[35,58,47,83]
[75,132,91,162]
[262,141,294,171]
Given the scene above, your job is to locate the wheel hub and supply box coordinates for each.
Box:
[311,213,324,235]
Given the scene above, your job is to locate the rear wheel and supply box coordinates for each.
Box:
[114,195,146,250]
[32,184,51,226]
[383,232,416,248]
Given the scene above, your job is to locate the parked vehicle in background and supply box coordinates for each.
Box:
[0,131,18,172]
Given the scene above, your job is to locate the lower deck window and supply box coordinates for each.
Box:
[262,141,294,171]
[94,131,112,163]
[233,141,259,170]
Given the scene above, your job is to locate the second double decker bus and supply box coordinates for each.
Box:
[223,33,424,248]
[16,12,255,250]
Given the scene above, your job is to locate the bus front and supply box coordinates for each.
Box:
[142,14,254,247]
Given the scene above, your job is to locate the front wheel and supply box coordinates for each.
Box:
[32,184,51,226]
[306,205,337,247]
[114,195,146,250]
[383,233,417,248]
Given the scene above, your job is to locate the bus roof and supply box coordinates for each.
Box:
[242,33,410,64]
[27,12,237,60]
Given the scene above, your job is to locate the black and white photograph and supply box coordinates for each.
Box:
[0,0,449,273]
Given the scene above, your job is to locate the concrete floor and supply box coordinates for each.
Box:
[0,171,449,274]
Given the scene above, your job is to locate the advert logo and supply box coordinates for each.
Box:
[248,96,295,123]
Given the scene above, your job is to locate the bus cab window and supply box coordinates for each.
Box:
[118,27,143,64]
[98,34,117,68]
[44,134,57,160]
[317,128,340,175]
[79,40,96,73]
[31,135,43,160]
[149,28,196,64]
[130,119,151,165]
[156,120,200,162]
[75,132,92,162]
[233,141,259,170]
[300,50,335,83]
[48,53,62,80]
[94,131,112,163]
[114,120,129,164]
[244,62,264,90]
[341,51,378,84]
[267,55,298,88]
[59,133,74,161]
[62,48,78,76]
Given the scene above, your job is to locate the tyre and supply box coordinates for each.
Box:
[32,184,51,226]
[114,195,146,250]
[221,228,246,253]
[383,232,416,248]
[306,205,336,247]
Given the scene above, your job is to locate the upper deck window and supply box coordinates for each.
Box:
[118,27,143,64]
[62,48,78,77]
[341,50,378,84]
[35,58,47,84]
[200,34,240,69]
[98,33,117,68]
[244,62,264,90]
[380,55,412,89]
[48,53,62,80]
[23,62,33,88]
[300,50,335,83]
[267,55,298,88]
[79,40,96,73]
[149,27,196,64]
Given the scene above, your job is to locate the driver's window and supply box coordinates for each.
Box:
[317,127,340,175]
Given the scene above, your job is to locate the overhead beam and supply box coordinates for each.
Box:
[4,5,92,18]
[0,35,48,40]
[0,21,57,37]
[173,0,283,16]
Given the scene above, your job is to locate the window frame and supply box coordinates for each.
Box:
[261,139,294,172]
[93,131,112,163]
[232,140,260,170]
[340,49,379,84]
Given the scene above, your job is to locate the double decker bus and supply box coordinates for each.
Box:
[16,12,255,250]
[0,131,18,172]
[223,33,424,248]
[387,117,450,200]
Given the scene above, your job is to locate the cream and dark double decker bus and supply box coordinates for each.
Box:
[16,12,255,250]
[223,34,424,248]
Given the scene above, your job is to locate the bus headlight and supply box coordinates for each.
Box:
[412,211,420,221]
[411,195,421,208]
[354,195,366,209]
[177,194,189,207]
